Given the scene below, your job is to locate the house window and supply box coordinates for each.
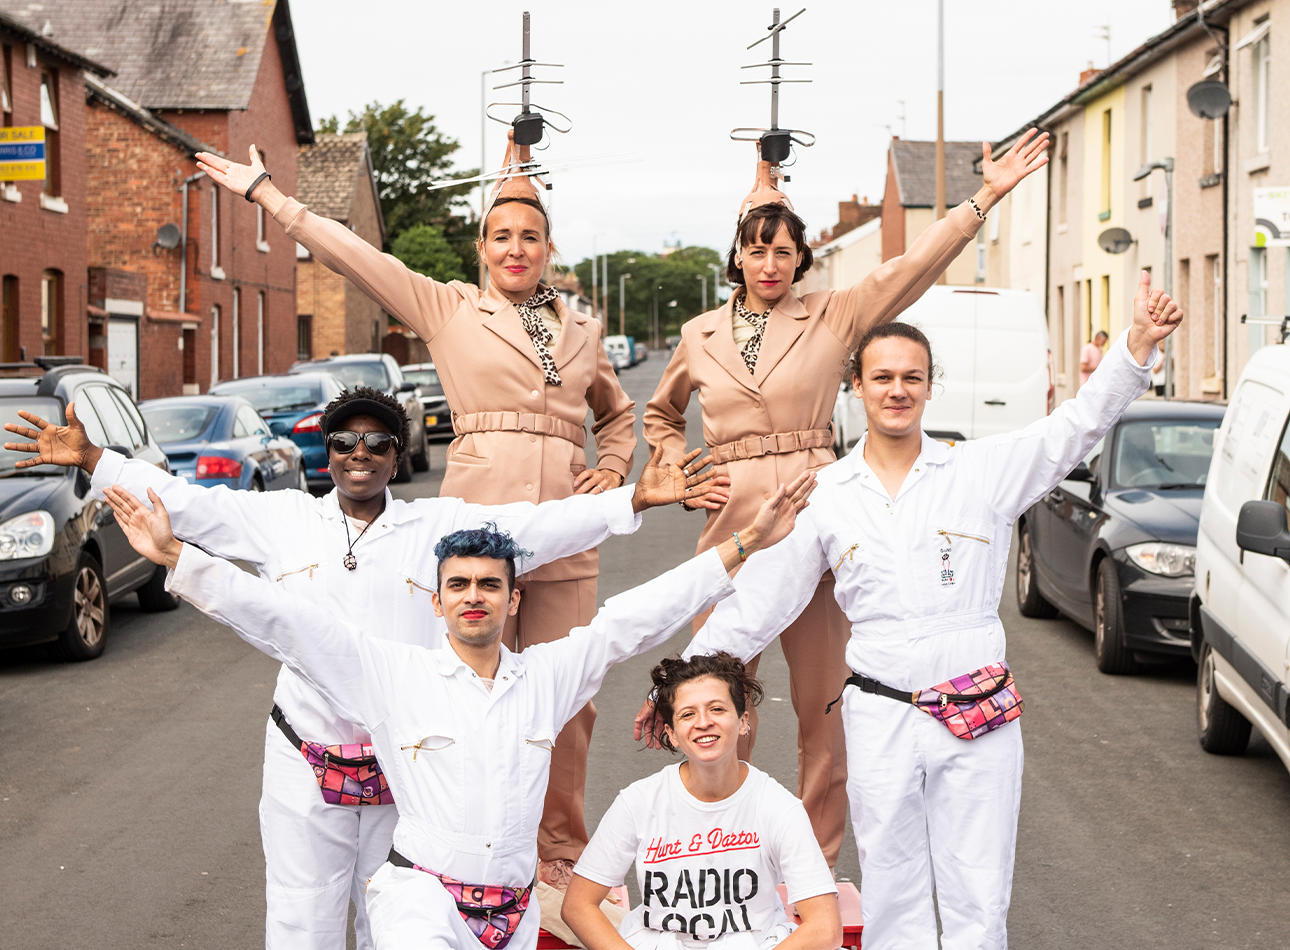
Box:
[1213,117,1223,174]
[41,270,61,355]
[210,184,224,279]
[1100,274,1111,337]
[257,291,265,374]
[182,327,196,386]
[1209,254,1222,378]
[2,45,12,123]
[211,304,221,386]
[256,151,270,253]
[297,315,313,361]
[232,287,240,379]
[975,230,985,283]
[1253,33,1272,153]
[1100,109,1112,219]
[2,274,17,362]
[40,69,59,197]
[1058,131,1068,225]
[1055,284,1066,371]
[1140,86,1153,197]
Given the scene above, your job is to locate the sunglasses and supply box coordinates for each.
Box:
[326,431,399,455]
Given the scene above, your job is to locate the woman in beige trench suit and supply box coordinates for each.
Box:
[197,140,662,886]
[641,131,1050,866]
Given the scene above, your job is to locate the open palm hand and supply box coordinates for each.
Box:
[982,128,1050,200]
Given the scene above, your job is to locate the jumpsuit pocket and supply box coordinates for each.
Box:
[928,521,994,592]
[519,725,557,826]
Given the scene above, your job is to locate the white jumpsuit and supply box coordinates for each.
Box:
[92,451,642,950]
[164,542,737,950]
[687,331,1152,950]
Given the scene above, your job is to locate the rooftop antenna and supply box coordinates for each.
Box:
[426,12,635,194]
[731,7,815,179]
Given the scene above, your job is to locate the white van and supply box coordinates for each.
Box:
[1191,341,1290,773]
[832,286,1053,450]
[603,335,632,372]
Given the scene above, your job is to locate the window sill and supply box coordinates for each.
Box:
[1098,209,1111,222]
[257,240,271,254]
[1244,153,1271,174]
[2,184,21,203]
[210,265,226,281]
[1199,173,1223,189]
[1056,222,1068,234]
[39,193,68,213]
[1137,196,1154,209]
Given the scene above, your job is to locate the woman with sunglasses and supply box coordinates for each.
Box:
[194,135,689,896]
[4,383,726,950]
[641,132,1049,869]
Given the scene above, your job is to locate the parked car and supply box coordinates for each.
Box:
[400,362,453,439]
[833,286,1053,452]
[289,353,429,481]
[634,342,649,363]
[1015,399,1225,674]
[139,395,305,492]
[1191,342,1290,773]
[209,372,345,489]
[665,335,683,350]
[603,334,634,371]
[0,359,178,662]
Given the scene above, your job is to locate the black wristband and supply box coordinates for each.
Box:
[244,171,271,203]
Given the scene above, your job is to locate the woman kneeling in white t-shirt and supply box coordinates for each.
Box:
[562,653,841,950]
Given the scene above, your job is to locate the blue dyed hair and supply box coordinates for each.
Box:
[433,525,532,592]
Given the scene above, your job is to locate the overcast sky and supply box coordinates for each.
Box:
[292,0,1179,265]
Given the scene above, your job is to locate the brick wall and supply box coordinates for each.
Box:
[298,257,348,356]
[0,35,89,363]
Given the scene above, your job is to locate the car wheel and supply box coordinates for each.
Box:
[392,448,413,483]
[411,428,430,472]
[56,553,109,662]
[296,463,309,493]
[1197,641,1252,755]
[137,562,181,612]
[1016,520,1059,619]
[1094,558,1139,675]
[251,474,265,492]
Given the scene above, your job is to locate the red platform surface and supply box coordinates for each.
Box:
[536,882,862,949]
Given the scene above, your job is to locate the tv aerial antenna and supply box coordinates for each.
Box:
[730,7,816,180]
[426,11,632,194]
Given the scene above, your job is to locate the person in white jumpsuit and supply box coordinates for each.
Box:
[96,465,810,950]
[3,390,727,950]
[665,270,1184,950]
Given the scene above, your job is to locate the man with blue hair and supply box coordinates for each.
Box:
[97,466,813,950]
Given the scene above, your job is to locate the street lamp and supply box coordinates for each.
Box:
[697,273,707,312]
[1133,157,1174,398]
[619,271,632,336]
[707,262,723,309]
[653,283,663,351]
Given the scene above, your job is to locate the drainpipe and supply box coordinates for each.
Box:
[179,170,206,315]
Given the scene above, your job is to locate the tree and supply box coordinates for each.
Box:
[575,247,727,342]
[318,101,479,281]
[391,224,467,284]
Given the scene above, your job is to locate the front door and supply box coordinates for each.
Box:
[107,317,139,399]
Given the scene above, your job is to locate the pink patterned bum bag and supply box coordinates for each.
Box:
[826,661,1023,740]
[271,704,393,806]
[388,848,534,950]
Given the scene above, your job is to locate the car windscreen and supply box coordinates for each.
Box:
[0,397,65,477]
[1111,420,1221,490]
[402,368,440,387]
[212,379,323,412]
[309,362,389,391]
[140,404,220,444]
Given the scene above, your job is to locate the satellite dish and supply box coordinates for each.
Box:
[155,223,181,250]
[1098,227,1135,254]
[1187,80,1232,119]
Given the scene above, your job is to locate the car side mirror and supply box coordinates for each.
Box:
[1066,460,1094,482]
[1236,500,1290,562]
[104,444,133,460]
[397,380,417,393]
[269,421,288,436]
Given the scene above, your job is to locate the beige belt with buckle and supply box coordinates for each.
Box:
[452,411,588,449]
[709,427,833,464]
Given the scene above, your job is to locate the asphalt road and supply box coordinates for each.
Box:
[2,352,1287,949]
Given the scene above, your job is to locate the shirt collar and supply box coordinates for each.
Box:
[431,633,526,680]
[320,487,425,526]
[838,431,954,483]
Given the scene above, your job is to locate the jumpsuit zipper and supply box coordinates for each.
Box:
[275,564,318,582]
[937,530,991,545]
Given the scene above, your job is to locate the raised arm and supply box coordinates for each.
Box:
[3,405,300,569]
[642,336,696,467]
[197,147,463,342]
[826,130,1050,346]
[103,485,385,729]
[970,270,1182,522]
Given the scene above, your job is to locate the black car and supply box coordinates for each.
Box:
[1016,399,1226,674]
[400,362,454,439]
[0,360,179,661]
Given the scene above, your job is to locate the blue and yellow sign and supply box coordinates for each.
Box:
[0,127,46,181]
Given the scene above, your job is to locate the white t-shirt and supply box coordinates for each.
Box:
[574,763,836,947]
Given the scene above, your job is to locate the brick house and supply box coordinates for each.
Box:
[295,132,386,360]
[5,0,313,399]
[881,139,985,285]
[0,12,110,364]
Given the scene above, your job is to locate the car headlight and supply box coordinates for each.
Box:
[0,511,55,560]
[1125,542,1196,577]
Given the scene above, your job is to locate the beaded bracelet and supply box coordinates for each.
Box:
[968,197,987,221]
[733,531,748,561]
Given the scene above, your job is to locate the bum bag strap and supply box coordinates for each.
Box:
[271,704,376,768]
[387,849,532,918]
[825,672,913,715]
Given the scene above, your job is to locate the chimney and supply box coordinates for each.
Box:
[1173,0,1199,19]
[1080,60,1101,86]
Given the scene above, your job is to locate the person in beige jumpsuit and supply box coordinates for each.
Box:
[642,132,1050,866]
[196,137,709,887]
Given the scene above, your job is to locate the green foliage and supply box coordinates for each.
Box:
[391,224,467,284]
[318,101,480,282]
[574,248,727,341]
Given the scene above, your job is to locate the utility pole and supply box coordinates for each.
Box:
[619,270,632,336]
[698,273,707,312]
[934,0,946,284]
[479,68,489,288]
[708,262,722,310]
[590,238,597,321]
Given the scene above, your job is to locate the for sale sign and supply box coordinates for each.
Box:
[1254,187,1290,247]
[0,127,46,181]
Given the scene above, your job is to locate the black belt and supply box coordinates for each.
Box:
[270,703,375,768]
[825,671,1012,715]
[387,849,533,918]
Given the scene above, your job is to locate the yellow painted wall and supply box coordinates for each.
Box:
[1082,85,1129,341]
